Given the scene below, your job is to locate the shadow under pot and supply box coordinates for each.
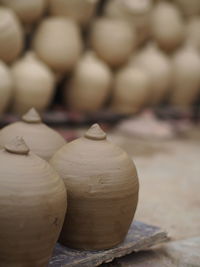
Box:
[0,137,67,267]
[50,123,139,250]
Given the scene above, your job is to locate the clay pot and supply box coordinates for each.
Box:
[0,136,67,267]
[104,0,153,45]
[66,51,113,112]
[33,17,83,72]
[50,124,139,250]
[151,1,185,51]
[48,0,99,26]
[11,52,55,114]
[90,18,137,67]
[131,43,172,105]
[0,108,66,160]
[187,17,200,51]
[170,44,200,107]
[0,0,47,24]
[112,66,151,114]
[0,7,24,63]
[0,61,13,116]
[175,0,200,17]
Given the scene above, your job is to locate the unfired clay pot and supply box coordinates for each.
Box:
[48,0,99,26]
[0,136,67,267]
[0,108,66,160]
[66,51,113,112]
[104,0,153,45]
[0,0,47,24]
[175,0,200,17]
[131,43,172,105]
[112,66,151,114]
[151,1,185,51]
[11,52,55,114]
[187,17,200,51]
[0,61,13,116]
[50,124,139,250]
[170,44,200,107]
[0,7,24,63]
[33,17,83,72]
[90,18,136,67]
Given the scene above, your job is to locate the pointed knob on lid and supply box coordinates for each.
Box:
[22,108,42,123]
[84,124,107,140]
[5,136,30,155]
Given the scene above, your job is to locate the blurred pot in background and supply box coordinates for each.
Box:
[66,51,113,112]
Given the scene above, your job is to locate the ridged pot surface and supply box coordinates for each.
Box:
[0,137,67,267]
[50,124,139,250]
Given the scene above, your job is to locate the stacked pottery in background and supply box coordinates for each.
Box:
[0,136,67,266]
[0,108,66,160]
[51,124,139,250]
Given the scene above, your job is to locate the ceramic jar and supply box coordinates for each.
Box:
[33,17,83,73]
[187,17,200,51]
[0,108,66,160]
[66,51,113,112]
[132,43,172,105]
[50,124,139,250]
[48,0,99,26]
[0,137,67,267]
[11,52,55,114]
[90,18,137,67]
[0,7,24,63]
[104,0,153,45]
[170,44,200,107]
[112,66,151,114]
[151,1,185,51]
[0,0,47,24]
[0,61,13,116]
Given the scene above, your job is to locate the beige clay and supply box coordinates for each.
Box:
[0,108,66,160]
[0,137,67,267]
[50,124,139,250]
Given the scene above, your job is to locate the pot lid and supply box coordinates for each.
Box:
[5,136,30,155]
[84,124,106,140]
[22,108,42,123]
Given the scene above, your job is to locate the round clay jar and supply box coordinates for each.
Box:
[0,7,24,63]
[66,51,113,112]
[90,18,137,67]
[0,0,47,24]
[0,108,66,160]
[11,52,55,115]
[0,136,67,267]
[0,60,13,116]
[50,124,139,250]
[33,17,83,73]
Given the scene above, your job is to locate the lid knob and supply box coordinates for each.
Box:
[84,124,106,140]
[22,108,42,123]
[5,136,30,155]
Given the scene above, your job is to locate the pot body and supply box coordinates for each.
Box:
[112,66,150,114]
[48,0,98,26]
[90,18,136,67]
[66,52,112,112]
[0,61,13,115]
[151,2,184,51]
[50,125,139,250]
[0,7,24,63]
[170,46,200,107]
[11,53,55,114]
[33,17,83,72]
[0,0,47,24]
[0,142,67,267]
[187,18,200,51]
[0,121,66,161]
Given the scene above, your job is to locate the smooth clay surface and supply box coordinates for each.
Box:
[0,108,66,160]
[51,124,139,250]
[0,137,67,267]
